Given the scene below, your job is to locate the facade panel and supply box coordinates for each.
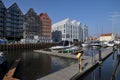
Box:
[6,3,23,41]
[38,13,52,39]
[52,18,88,42]
[23,8,41,39]
[0,0,6,38]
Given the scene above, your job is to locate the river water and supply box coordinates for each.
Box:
[80,47,120,80]
[0,47,120,80]
[1,50,77,80]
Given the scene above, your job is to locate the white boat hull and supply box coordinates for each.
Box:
[50,45,73,50]
[82,43,89,47]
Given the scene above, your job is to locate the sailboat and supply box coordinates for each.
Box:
[50,40,74,50]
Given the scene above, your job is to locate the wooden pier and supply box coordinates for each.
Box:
[2,58,21,80]
[34,50,90,60]
[36,47,114,80]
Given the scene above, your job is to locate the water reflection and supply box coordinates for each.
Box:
[0,52,8,80]
[98,65,102,80]
[1,50,76,80]
[111,50,120,80]
[81,47,120,80]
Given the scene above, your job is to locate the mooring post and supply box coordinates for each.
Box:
[99,47,102,61]
[76,52,83,72]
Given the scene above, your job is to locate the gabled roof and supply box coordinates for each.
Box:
[71,20,77,24]
[38,12,51,21]
[100,33,113,36]
[7,3,23,15]
[0,0,6,8]
[25,8,37,15]
[39,12,48,17]
[71,20,81,26]
[52,18,70,27]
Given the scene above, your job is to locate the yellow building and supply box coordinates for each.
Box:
[99,33,115,42]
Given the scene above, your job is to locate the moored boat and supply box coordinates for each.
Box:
[50,40,74,50]
[0,52,6,65]
[82,41,90,47]
[90,41,101,47]
[106,41,114,47]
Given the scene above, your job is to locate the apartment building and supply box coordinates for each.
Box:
[23,8,41,39]
[52,18,88,42]
[0,0,6,38]
[6,3,23,41]
[38,13,52,39]
[0,1,23,41]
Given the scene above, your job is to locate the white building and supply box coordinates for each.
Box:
[82,24,88,41]
[52,18,88,42]
[99,33,115,42]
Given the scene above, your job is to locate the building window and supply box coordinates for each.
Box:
[66,34,70,38]
[62,34,65,38]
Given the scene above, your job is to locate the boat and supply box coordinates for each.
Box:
[114,40,120,45]
[0,52,6,65]
[90,41,101,47]
[63,46,80,54]
[50,40,74,50]
[82,41,90,47]
[106,41,114,47]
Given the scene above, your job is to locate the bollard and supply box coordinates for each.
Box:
[76,53,83,72]
[99,48,102,61]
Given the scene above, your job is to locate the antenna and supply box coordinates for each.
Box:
[109,12,120,34]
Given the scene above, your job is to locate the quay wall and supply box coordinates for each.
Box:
[0,43,57,51]
[0,42,82,51]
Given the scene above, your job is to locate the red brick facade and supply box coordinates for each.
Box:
[38,13,52,38]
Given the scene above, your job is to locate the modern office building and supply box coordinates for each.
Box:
[52,18,88,42]
[82,24,88,41]
[6,3,23,41]
[0,1,24,41]
[23,8,41,39]
[38,13,52,39]
[0,0,6,38]
[78,22,83,41]
[52,18,72,42]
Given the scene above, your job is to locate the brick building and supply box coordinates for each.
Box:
[38,13,52,39]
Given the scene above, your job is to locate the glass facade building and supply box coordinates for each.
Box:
[0,1,23,41]
[6,3,23,41]
[0,0,6,38]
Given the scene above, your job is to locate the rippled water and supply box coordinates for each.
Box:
[80,47,120,80]
[1,47,120,80]
[0,50,77,80]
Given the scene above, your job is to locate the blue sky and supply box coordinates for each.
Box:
[3,0,120,36]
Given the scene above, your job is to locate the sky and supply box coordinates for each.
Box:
[2,0,120,36]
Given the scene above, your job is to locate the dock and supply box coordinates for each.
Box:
[36,47,114,80]
[34,50,90,60]
[2,58,21,80]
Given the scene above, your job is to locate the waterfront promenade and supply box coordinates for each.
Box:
[35,47,113,80]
